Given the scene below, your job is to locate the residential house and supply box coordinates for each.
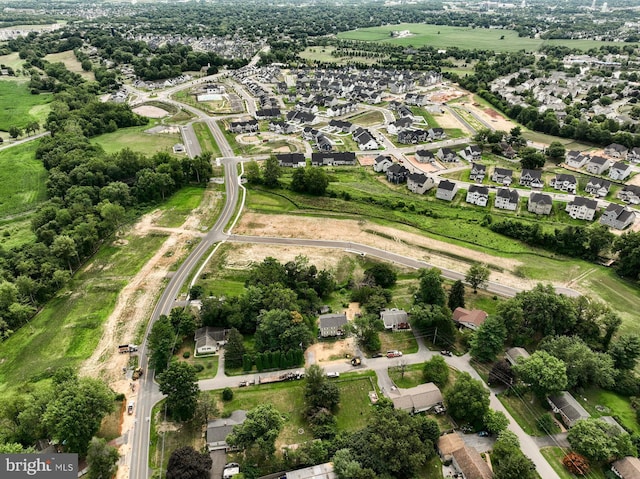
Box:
[495,188,519,211]
[428,127,446,140]
[404,92,429,105]
[459,145,483,162]
[604,142,629,160]
[276,153,306,168]
[373,155,393,173]
[469,163,487,182]
[397,105,413,118]
[600,204,636,230]
[387,117,413,135]
[528,192,553,215]
[318,313,348,338]
[352,127,378,150]
[280,463,336,479]
[565,150,590,168]
[380,308,409,330]
[566,196,598,221]
[386,163,410,184]
[228,119,258,133]
[207,410,247,451]
[611,457,640,479]
[392,383,444,414]
[398,129,429,144]
[519,169,544,188]
[550,174,577,193]
[586,156,611,175]
[619,185,640,204]
[492,167,513,186]
[194,326,226,356]
[311,152,357,167]
[499,142,516,159]
[327,119,353,133]
[255,108,281,119]
[407,172,435,194]
[609,161,632,181]
[437,433,493,479]
[466,185,489,207]
[437,147,458,163]
[415,149,435,164]
[269,120,296,135]
[547,392,590,428]
[585,177,611,197]
[316,134,333,152]
[629,147,640,163]
[452,307,488,330]
[505,347,530,366]
[436,180,458,201]
[286,110,317,124]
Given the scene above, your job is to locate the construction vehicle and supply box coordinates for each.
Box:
[350,356,362,366]
[132,367,143,380]
[118,344,138,354]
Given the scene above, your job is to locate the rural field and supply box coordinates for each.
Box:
[0,79,52,131]
[0,140,47,218]
[336,23,638,52]
[90,120,181,156]
[44,50,95,81]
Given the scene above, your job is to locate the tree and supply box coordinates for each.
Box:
[226,403,284,458]
[304,167,329,195]
[513,351,567,398]
[448,280,465,311]
[222,387,233,401]
[262,156,281,188]
[305,364,340,414]
[410,304,456,347]
[415,268,446,306]
[9,126,21,139]
[519,147,546,169]
[492,430,537,479]
[614,232,640,281]
[488,359,514,387]
[254,309,313,353]
[465,263,490,293]
[364,263,397,288]
[610,334,640,370]
[562,452,590,476]
[483,409,509,435]
[224,328,245,369]
[444,372,490,427]
[567,418,636,462]
[148,315,175,372]
[470,316,507,362]
[291,167,307,192]
[422,355,449,388]
[546,141,566,162]
[51,235,79,272]
[166,446,212,479]
[244,160,262,184]
[87,437,119,479]
[351,313,384,352]
[157,362,200,421]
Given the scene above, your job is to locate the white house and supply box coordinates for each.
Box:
[407,172,435,194]
[465,184,489,206]
[600,204,636,230]
[436,180,458,201]
[495,188,519,211]
[566,196,598,221]
[609,161,632,181]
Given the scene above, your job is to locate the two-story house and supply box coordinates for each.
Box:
[276,153,306,168]
[519,169,544,188]
[604,143,628,160]
[436,180,458,201]
[311,152,357,167]
[586,156,611,175]
[550,174,577,193]
[407,172,435,194]
[373,155,393,173]
[600,204,636,230]
[437,147,458,163]
[386,163,410,184]
[469,163,487,182]
[619,185,640,204]
[585,177,611,197]
[565,150,590,168]
[492,167,513,186]
[459,145,482,162]
[629,147,640,163]
[495,188,519,211]
[415,149,436,164]
[465,185,489,207]
[609,161,632,181]
[528,192,553,215]
[566,196,598,221]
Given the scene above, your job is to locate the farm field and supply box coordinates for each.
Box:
[0,140,47,217]
[90,120,180,156]
[44,50,95,81]
[336,23,638,53]
[299,45,385,66]
[0,79,53,131]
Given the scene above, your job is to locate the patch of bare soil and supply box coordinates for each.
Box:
[434,109,465,130]
[358,155,375,166]
[132,105,169,118]
[306,337,357,364]
[460,99,517,132]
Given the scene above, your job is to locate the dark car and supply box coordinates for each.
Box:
[440,350,452,357]
[478,431,490,437]
[372,352,384,358]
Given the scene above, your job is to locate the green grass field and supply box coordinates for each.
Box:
[389,363,424,389]
[192,121,222,158]
[0,140,47,217]
[581,387,640,434]
[0,232,168,401]
[154,186,207,228]
[0,52,26,71]
[44,50,95,81]
[90,120,180,156]
[337,23,638,53]
[0,79,53,131]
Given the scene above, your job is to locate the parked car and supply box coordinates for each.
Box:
[238,381,248,387]
[478,431,490,437]
[372,352,384,358]
[127,401,134,415]
[386,350,403,358]
[327,372,340,378]
[440,350,452,357]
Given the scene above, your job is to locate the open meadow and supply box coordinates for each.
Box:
[0,79,52,131]
[44,50,95,81]
[90,120,181,156]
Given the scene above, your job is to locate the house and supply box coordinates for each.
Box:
[619,185,640,204]
[469,163,487,182]
[452,307,488,330]
[194,327,226,356]
[466,185,489,207]
[277,153,306,168]
[373,155,393,173]
[398,129,429,144]
[352,127,378,150]
[459,145,482,162]
[228,119,258,133]
[207,410,247,451]
[609,161,632,181]
[547,392,590,428]
[392,383,444,414]
[499,142,516,159]
[492,167,513,186]
[519,169,544,188]
[436,180,458,201]
[387,117,413,135]
[550,174,577,193]
[380,308,409,330]
[495,188,519,211]
[386,163,410,184]
[437,433,493,479]
[407,172,435,194]
[328,119,353,133]
[604,142,628,160]
[316,135,333,152]
[415,149,435,163]
[600,204,636,230]
[311,152,356,166]
[437,147,458,163]
[318,313,348,337]
[505,347,530,366]
[566,196,598,221]
[585,156,611,175]
[428,127,446,140]
[528,192,553,215]
[286,110,317,124]
[585,177,611,197]
[611,457,640,479]
[565,150,590,169]
[269,121,296,135]
[629,147,640,163]
[279,463,336,479]
[255,108,281,119]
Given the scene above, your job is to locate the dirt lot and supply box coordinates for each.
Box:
[458,97,518,132]
[132,105,169,118]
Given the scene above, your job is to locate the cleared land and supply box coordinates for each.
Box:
[0,79,52,131]
[0,52,26,71]
[337,23,639,53]
[44,50,95,81]
[90,120,181,156]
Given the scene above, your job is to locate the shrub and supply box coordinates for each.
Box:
[183,351,190,359]
[536,413,559,435]
[562,452,590,476]
[193,363,204,372]
[222,388,233,401]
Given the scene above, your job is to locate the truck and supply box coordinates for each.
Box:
[118,344,139,354]
[258,371,304,385]
[132,367,143,380]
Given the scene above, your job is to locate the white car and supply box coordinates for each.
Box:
[327,372,340,378]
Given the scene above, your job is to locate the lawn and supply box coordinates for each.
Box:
[192,121,222,158]
[0,232,168,400]
[298,46,384,66]
[0,79,53,131]
[496,390,550,436]
[0,52,26,71]
[0,217,37,249]
[417,455,444,479]
[334,372,379,430]
[389,363,424,389]
[90,120,180,156]
[540,447,606,479]
[174,339,220,379]
[581,387,640,434]
[155,186,207,228]
[379,330,419,355]
[337,23,637,53]
[0,140,47,217]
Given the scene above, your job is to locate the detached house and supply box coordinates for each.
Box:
[629,147,640,163]
[466,185,489,207]
[609,161,632,181]
[407,172,435,194]
[499,142,516,159]
[619,185,640,204]
[528,192,553,215]
[318,313,348,338]
[229,119,258,133]
[600,204,636,230]
[415,149,435,164]
[392,383,444,414]
[566,196,598,221]
[380,308,409,330]
[492,167,513,186]
[428,128,446,140]
[547,392,590,428]
[352,127,378,150]
[436,180,458,201]
[612,457,640,479]
[311,152,356,166]
[585,178,611,197]
[519,169,544,188]
[452,307,488,330]
[386,163,410,184]
[459,145,482,162]
[437,147,458,163]
[398,129,429,144]
[586,156,611,175]
[469,163,487,182]
[387,117,413,135]
[277,153,306,168]
[550,174,577,193]
[373,155,393,173]
[438,433,493,479]
[604,143,628,160]
[566,150,590,168]
[495,188,519,211]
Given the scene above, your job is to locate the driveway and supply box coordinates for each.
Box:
[210,450,226,479]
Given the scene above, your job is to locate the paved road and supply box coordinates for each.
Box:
[181,124,201,158]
